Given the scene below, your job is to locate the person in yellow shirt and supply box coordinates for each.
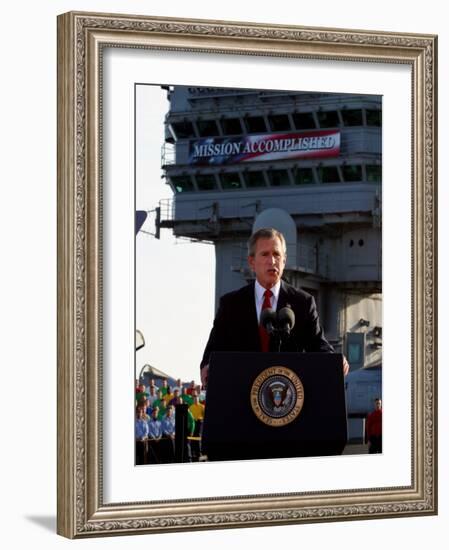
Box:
[189,395,205,461]
[189,394,205,422]
[164,385,175,406]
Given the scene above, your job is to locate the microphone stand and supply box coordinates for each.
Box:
[262,309,294,352]
[270,327,289,352]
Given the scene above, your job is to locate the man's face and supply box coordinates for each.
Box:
[375,399,382,411]
[248,237,286,289]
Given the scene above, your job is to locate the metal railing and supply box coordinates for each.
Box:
[159,198,175,223]
[161,142,176,166]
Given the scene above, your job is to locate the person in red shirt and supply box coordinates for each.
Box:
[365,398,382,453]
[186,381,196,396]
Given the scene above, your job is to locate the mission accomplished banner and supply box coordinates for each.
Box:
[189,130,340,165]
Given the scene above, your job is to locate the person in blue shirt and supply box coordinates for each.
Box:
[147,407,163,463]
[147,407,162,439]
[161,406,176,437]
[160,406,176,463]
[135,407,149,440]
[135,407,149,464]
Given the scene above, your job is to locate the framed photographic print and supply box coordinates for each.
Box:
[134,83,382,466]
[57,11,437,538]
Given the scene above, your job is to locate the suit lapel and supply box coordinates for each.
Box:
[276,280,290,312]
[243,282,260,349]
[241,281,257,313]
[271,281,297,352]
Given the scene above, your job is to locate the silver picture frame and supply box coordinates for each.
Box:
[57,11,437,538]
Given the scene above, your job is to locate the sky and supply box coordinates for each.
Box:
[135,84,215,384]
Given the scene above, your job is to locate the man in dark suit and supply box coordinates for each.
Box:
[200,227,349,386]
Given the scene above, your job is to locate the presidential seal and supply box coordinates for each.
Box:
[250,366,304,427]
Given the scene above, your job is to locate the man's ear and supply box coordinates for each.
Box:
[247,255,255,271]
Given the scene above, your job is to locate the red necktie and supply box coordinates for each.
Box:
[259,289,273,352]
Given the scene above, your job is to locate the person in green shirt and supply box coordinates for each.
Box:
[153,390,167,420]
[135,383,149,404]
[160,379,169,396]
[180,386,193,406]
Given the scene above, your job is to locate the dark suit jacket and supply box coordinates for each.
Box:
[200,280,333,369]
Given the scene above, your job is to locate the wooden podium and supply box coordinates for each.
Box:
[202,352,347,461]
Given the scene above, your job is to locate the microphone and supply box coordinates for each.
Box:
[278,306,295,335]
[260,308,277,334]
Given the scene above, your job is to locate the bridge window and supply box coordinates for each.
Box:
[171,121,195,139]
[221,118,243,135]
[197,119,219,137]
[342,165,362,182]
[220,172,243,190]
[292,112,316,130]
[293,167,315,185]
[317,110,340,128]
[341,109,363,126]
[317,166,340,183]
[195,174,217,191]
[170,175,194,193]
[268,169,291,186]
[244,116,267,133]
[268,114,291,131]
[366,109,382,126]
[366,165,382,182]
[243,171,267,188]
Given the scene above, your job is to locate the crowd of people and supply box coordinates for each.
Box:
[135,377,206,464]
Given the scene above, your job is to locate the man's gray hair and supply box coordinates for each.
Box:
[247,228,287,257]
